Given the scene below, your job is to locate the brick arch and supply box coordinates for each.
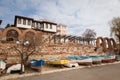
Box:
[110,38,117,50]
[104,37,112,51]
[2,27,22,40]
[96,37,106,51]
[22,29,37,40]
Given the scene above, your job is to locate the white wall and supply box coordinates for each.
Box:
[56,24,67,35]
[16,18,32,28]
[16,24,32,29]
[44,23,56,32]
[16,17,57,32]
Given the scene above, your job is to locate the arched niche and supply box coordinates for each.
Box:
[2,27,22,41]
[110,38,117,50]
[22,29,37,42]
[96,37,106,52]
[104,37,112,51]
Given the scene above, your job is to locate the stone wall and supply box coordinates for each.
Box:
[0,42,95,64]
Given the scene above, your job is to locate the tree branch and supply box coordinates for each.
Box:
[13,46,22,55]
[27,49,36,57]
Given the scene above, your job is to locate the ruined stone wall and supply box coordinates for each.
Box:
[0,42,95,63]
[96,37,117,52]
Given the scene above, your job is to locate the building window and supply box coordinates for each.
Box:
[36,23,39,29]
[38,23,40,29]
[23,19,26,25]
[17,18,21,24]
[50,24,52,29]
[46,24,48,29]
[34,22,37,28]
[36,23,38,28]
[32,22,35,28]
[40,23,44,30]
[28,20,31,25]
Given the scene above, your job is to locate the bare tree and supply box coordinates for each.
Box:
[82,29,96,45]
[13,39,36,74]
[110,17,120,54]
[12,31,38,74]
[12,31,55,73]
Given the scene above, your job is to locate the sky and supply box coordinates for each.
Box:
[0,0,120,37]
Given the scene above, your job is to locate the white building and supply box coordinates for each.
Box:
[14,15,57,32]
[56,24,67,35]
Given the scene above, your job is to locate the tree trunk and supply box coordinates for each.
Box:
[23,56,29,66]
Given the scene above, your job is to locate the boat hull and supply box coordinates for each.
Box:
[75,58,92,65]
[102,58,115,63]
[30,59,45,72]
[48,60,69,65]
[92,61,101,64]
[64,61,79,68]
[90,56,102,64]
[102,55,116,63]
[115,55,120,61]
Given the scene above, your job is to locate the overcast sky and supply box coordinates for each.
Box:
[0,0,120,37]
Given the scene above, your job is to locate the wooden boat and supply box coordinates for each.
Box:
[0,60,6,70]
[6,63,24,74]
[67,55,92,65]
[47,59,68,65]
[0,60,6,75]
[64,61,79,68]
[89,56,102,64]
[30,59,45,72]
[101,54,116,63]
[115,55,120,61]
[75,58,92,65]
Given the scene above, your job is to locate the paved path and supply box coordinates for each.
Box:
[9,63,120,80]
